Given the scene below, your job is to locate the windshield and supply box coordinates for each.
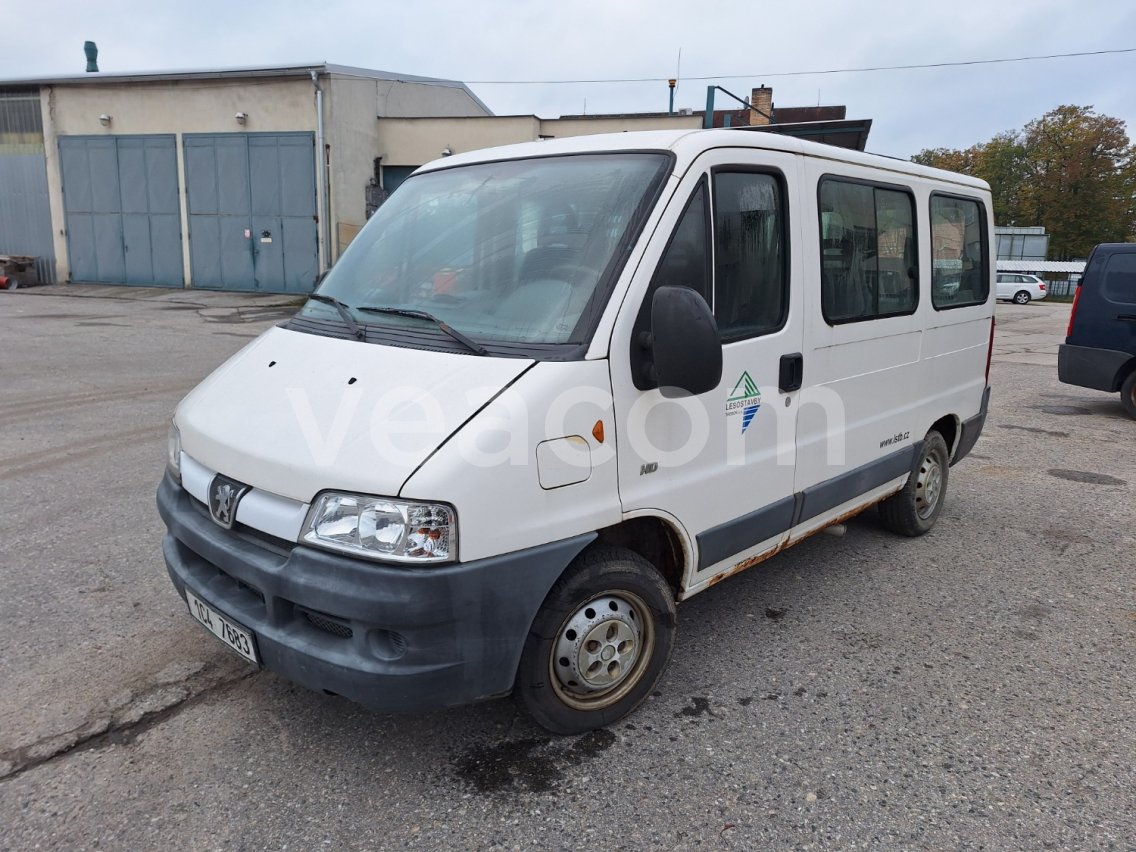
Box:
[301,153,670,347]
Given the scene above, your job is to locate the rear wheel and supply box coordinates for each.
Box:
[1121,371,1136,420]
[878,431,950,537]
[1013,290,1031,305]
[515,546,676,735]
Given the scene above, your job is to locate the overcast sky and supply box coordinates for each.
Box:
[4,0,1134,159]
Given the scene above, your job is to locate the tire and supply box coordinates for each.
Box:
[1013,290,1030,305]
[515,546,676,735]
[878,431,950,537]
[1121,371,1136,420]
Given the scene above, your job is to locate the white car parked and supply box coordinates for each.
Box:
[997,272,1048,304]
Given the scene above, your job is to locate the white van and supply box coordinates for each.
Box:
[159,129,994,734]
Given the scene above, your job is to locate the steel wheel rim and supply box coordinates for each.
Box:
[549,590,655,711]
[915,451,944,519]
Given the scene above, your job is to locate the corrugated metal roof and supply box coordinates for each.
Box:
[997,260,1086,273]
[995,226,1047,235]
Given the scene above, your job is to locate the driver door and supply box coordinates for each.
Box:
[610,149,804,592]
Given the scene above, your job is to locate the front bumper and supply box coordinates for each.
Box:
[157,474,593,712]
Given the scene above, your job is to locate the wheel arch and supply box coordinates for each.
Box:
[929,413,960,458]
[593,513,690,601]
[1111,355,1136,393]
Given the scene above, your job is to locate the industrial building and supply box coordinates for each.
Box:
[0,60,870,293]
[0,63,490,291]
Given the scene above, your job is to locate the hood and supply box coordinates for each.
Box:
[176,326,533,503]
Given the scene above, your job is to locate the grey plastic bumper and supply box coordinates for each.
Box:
[952,385,990,466]
[157,474,594,712]
[1058,344,1132,393]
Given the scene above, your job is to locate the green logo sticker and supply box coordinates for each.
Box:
[726,371,762,433]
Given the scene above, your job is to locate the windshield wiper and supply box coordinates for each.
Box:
[355,306,489,356]
[307,293,366,341]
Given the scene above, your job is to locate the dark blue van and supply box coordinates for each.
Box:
[1058,243,1136,418]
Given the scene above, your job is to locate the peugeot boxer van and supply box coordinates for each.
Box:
[158,129,994,734]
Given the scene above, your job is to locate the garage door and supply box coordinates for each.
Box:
[59,135,183,286]
[184,133,319,293]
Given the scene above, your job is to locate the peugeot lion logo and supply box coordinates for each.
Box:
[208,475,250,529]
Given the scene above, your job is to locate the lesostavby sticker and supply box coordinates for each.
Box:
[726,371,762,434]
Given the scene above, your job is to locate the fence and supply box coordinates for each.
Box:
[1044,277,1078,298]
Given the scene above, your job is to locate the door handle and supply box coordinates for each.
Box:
[1117,314,1136,322]
[779,353,803,393]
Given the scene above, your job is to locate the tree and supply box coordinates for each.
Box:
[1019,106,1134,258]
[912,106,1136,259]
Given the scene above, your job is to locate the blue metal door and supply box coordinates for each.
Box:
[58,135,183,286]
[184,133,318,293]
[0,90,57,283]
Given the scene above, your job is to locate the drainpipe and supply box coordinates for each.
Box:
[311,69,331,273]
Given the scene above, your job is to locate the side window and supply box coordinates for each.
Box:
[649,180,710,304]
[1102,253,1136,306]
[931,194,989,309]
[712,171,787,341]
[818,179,916,323]
[633,181,711,389]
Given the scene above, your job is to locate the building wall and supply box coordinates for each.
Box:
[540,114,701,137]
[326,76,383,255]
[995,226,1049,261]
[375,113,700,168]
[31,75,704,282]
[376,116,540,166]
[41,78,320,283]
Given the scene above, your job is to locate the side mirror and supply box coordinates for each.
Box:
[650,285,722,397]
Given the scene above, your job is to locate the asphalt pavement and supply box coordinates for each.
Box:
[1,287,1133,850]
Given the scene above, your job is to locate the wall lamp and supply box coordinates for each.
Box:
[235,111,248,125]
[98,114,112,126]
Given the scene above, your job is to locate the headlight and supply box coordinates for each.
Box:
[301,493,455,563]
[167,422,182,484]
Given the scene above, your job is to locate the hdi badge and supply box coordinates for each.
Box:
[726,371,762,434]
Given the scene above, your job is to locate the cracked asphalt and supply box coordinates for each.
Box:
[1,288,1133,850]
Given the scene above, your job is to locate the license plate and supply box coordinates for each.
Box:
[185,589,259,665]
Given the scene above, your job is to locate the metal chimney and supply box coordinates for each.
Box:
[84,41,99,73]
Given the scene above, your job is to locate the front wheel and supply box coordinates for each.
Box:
[1121,371,1136,420]
[878,431,950,537]
[515,546,676,735]
[1013,290,1031,305]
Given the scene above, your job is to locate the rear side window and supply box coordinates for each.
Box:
[931,194,989,309]
[1102,252,1136,306]
[818,178,916,324]
[712,171,787,341]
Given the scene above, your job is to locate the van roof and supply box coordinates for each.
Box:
[419,127,991,192]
